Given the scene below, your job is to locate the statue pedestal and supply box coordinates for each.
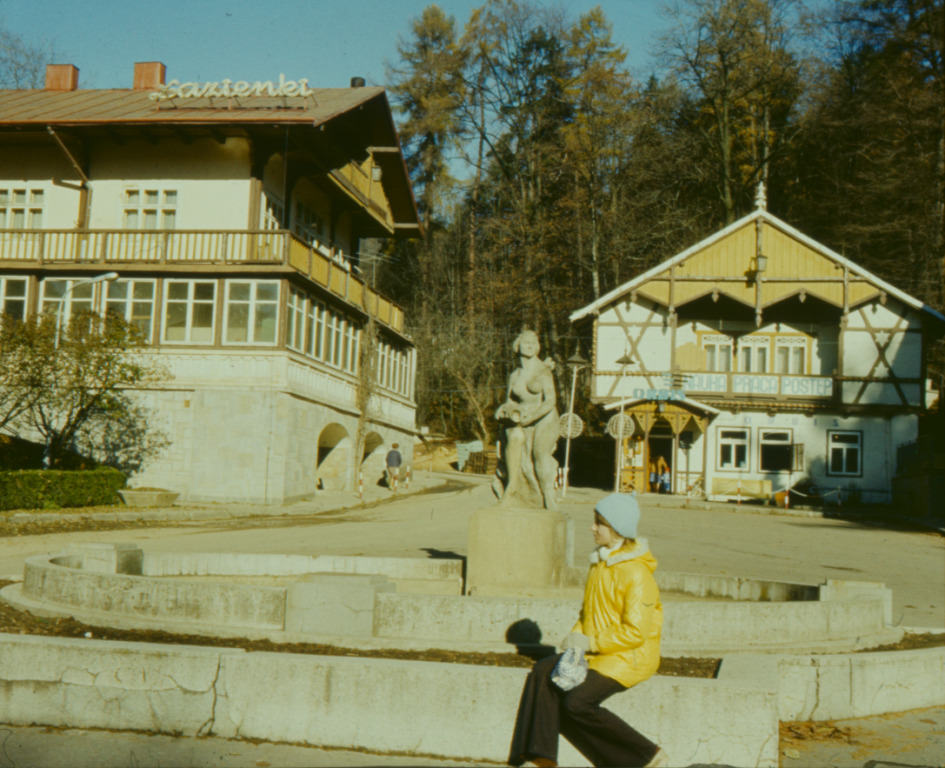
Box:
[465,506,573,597]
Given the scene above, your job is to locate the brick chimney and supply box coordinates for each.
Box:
[45,64,79,91]
[133,62,166,90]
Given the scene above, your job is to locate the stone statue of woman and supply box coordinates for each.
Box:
[494,329,560,511]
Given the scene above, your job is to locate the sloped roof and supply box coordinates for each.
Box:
[570,209,945,326]
[0,84,420,233]
[0,86,387,129]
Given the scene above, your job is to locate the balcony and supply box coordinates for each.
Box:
[596,370,835,404]
[330,162,394,230]
[596,369,923,409]
[0,228,404,333]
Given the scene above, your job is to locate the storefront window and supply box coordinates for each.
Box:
[759,429,793,471]
[718,428,749,470]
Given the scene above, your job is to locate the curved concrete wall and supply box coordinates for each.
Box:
[24,557,285,631]
[719,647,945,721]
[141,551,462,595]
[655,571,819,602]
[0,633,780,768]
[15,551,898,653]
[373,592,893,653]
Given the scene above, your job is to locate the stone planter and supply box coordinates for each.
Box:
[118,489,180,507]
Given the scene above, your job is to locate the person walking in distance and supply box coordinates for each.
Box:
[385,443,403,492]
[509,493,667,768]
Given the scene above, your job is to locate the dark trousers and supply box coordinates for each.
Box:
[509,654,660,768]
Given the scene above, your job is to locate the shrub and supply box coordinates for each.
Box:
[0,467,126,511]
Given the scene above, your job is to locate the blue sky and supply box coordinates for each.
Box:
[4,0,671,89]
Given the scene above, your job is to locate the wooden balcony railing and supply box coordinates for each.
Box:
[331,162,394,226]
[0,228,404,333]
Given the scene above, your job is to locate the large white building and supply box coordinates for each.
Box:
[0,62,421,502]
[570,196,945,505]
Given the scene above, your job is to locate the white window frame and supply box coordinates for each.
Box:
[395,348,404,394]
[339,316,351,371]
[39,278,96,319]
[0,187,44,229]
[759,429,793,472]
[775,336,807,375]
[0,276,28,322]
[105,278,156,341]
[223,280,280,345]
[122,188,177,230]
[307,299,324,359]
[704,334,732,372]
[738,337,770,373]
[341,320,359,374]
[718,428,750,471]
[162,279,216,344]
[827,431,862,477]
[286,287,306,352]
[324,310,337,364]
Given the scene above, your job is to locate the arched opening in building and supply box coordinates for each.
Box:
[316,423,351,491]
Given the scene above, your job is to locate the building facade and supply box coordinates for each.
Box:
[570,196,944,505]
[0,62,421,502]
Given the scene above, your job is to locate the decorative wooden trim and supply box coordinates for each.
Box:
[851,310,910,406]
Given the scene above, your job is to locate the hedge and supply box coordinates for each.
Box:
[0,467,126,511]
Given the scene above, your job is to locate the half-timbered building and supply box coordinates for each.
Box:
[570,193,945,504]
[0,62,421,502]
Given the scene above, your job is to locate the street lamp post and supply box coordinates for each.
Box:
[561,349,587,499]
[614,352,635,492]
[54,272,119,349]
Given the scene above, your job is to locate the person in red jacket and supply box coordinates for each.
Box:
[508,493,666,768]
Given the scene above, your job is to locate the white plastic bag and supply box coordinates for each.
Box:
[551,647,588,691]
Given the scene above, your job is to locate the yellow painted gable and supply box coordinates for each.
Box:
[631,217,880,310]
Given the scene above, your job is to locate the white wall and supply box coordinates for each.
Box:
[130,349,415,502]
[1,146,83,228]
[87,137,253,229]
[702,411,917,502]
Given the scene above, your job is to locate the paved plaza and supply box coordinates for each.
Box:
[1,470,943,767]
[3,471,942,627]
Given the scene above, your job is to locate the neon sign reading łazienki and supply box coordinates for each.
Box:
[150,75,314,101]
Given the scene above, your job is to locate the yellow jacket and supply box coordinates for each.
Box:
[572,538,662,688]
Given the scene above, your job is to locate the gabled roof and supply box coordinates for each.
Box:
[0,85,387,130]
[0,82,421,234]
[570,209,945,326]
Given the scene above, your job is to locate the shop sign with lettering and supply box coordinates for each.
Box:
[151,74,314,101]
[632,387,685,401]
[683,373,728,393]
[732,374,779,394]
[781,376,833,397]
